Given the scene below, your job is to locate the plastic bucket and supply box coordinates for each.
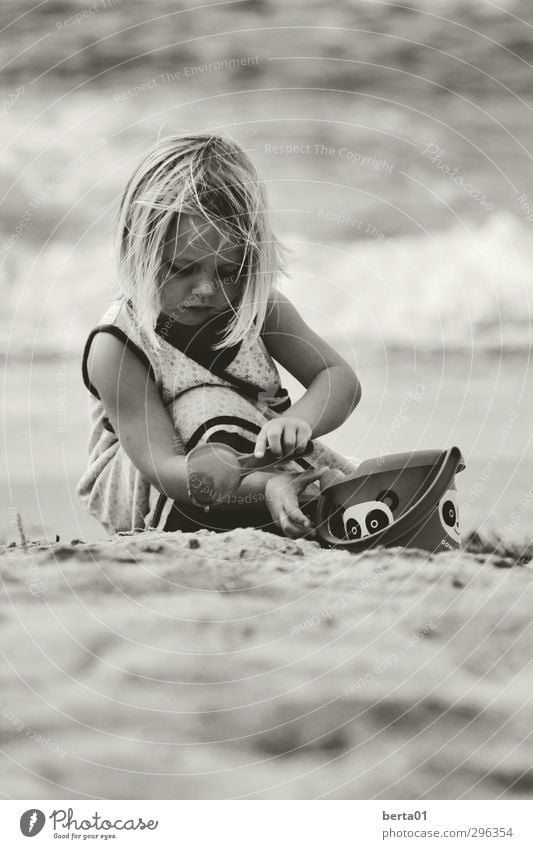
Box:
[315,446,465,553]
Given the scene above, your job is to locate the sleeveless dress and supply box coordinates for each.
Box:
[75,297,357,534]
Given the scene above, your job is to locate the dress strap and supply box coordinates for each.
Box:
[81,324,156,399]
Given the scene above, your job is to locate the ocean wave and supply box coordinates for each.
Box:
[1,213,532,359]
[283,212,533,353]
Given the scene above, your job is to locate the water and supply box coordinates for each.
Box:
[2,212,532,357]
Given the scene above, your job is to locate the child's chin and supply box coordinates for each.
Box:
[165,307,210,325]
[180,309,214,324]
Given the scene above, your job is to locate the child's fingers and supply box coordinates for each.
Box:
[295,424,311,452]
[285,503,312,528]
[278,507,313,539]
[266,423,283,457]
[281,425,297,455]
[254,426,269,458]
[294,466,331,489]
[319,468,346,490]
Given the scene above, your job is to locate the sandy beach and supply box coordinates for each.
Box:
[1,527,532,799]
[2,0,533,805]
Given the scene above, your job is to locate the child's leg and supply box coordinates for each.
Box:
[162,477,320,539]
[77,440,153,534]
[161,497,283,535]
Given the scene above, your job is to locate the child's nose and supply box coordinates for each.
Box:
[194,272,223,301]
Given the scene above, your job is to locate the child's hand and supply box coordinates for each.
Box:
[264,467,330,539]
[254,416,312,459]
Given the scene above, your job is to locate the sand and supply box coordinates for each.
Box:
[1,527,532,800]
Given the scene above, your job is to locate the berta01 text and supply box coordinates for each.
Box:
[382,811,427,821]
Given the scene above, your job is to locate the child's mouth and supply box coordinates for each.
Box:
[189,306,223,314]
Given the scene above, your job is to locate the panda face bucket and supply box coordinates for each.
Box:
[439,489,461,544]
[317,447,465,552]
[342,501,394,540]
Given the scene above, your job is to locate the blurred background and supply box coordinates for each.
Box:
[1,0,532,543]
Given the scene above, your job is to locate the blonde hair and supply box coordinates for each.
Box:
[116,133,288,350]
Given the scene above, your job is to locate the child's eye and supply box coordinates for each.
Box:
[165,261,195,277]
[217,267,242,286]
[162,259,243,286]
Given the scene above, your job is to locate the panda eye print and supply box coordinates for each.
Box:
[342,501,394,541]
[345,517,362,540]
[439,489,461,544]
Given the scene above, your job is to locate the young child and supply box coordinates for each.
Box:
[76,133,361,539]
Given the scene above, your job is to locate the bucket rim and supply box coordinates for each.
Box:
[321,447,465,495]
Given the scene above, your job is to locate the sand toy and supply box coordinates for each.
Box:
[315,446,465,553]
[186,440,314,507]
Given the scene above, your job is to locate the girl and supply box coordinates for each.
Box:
[76,133,361,539]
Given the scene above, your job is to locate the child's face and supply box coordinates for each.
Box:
[159,214,245,325]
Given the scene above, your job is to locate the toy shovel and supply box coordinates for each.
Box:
[186,440,314,507]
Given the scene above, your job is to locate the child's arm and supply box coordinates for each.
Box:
[256,290,361,458]
[87,333,190,503]
[87,333,272,510]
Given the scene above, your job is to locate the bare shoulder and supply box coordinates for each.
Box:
[87,331,153,408]
[263,287,303,335]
